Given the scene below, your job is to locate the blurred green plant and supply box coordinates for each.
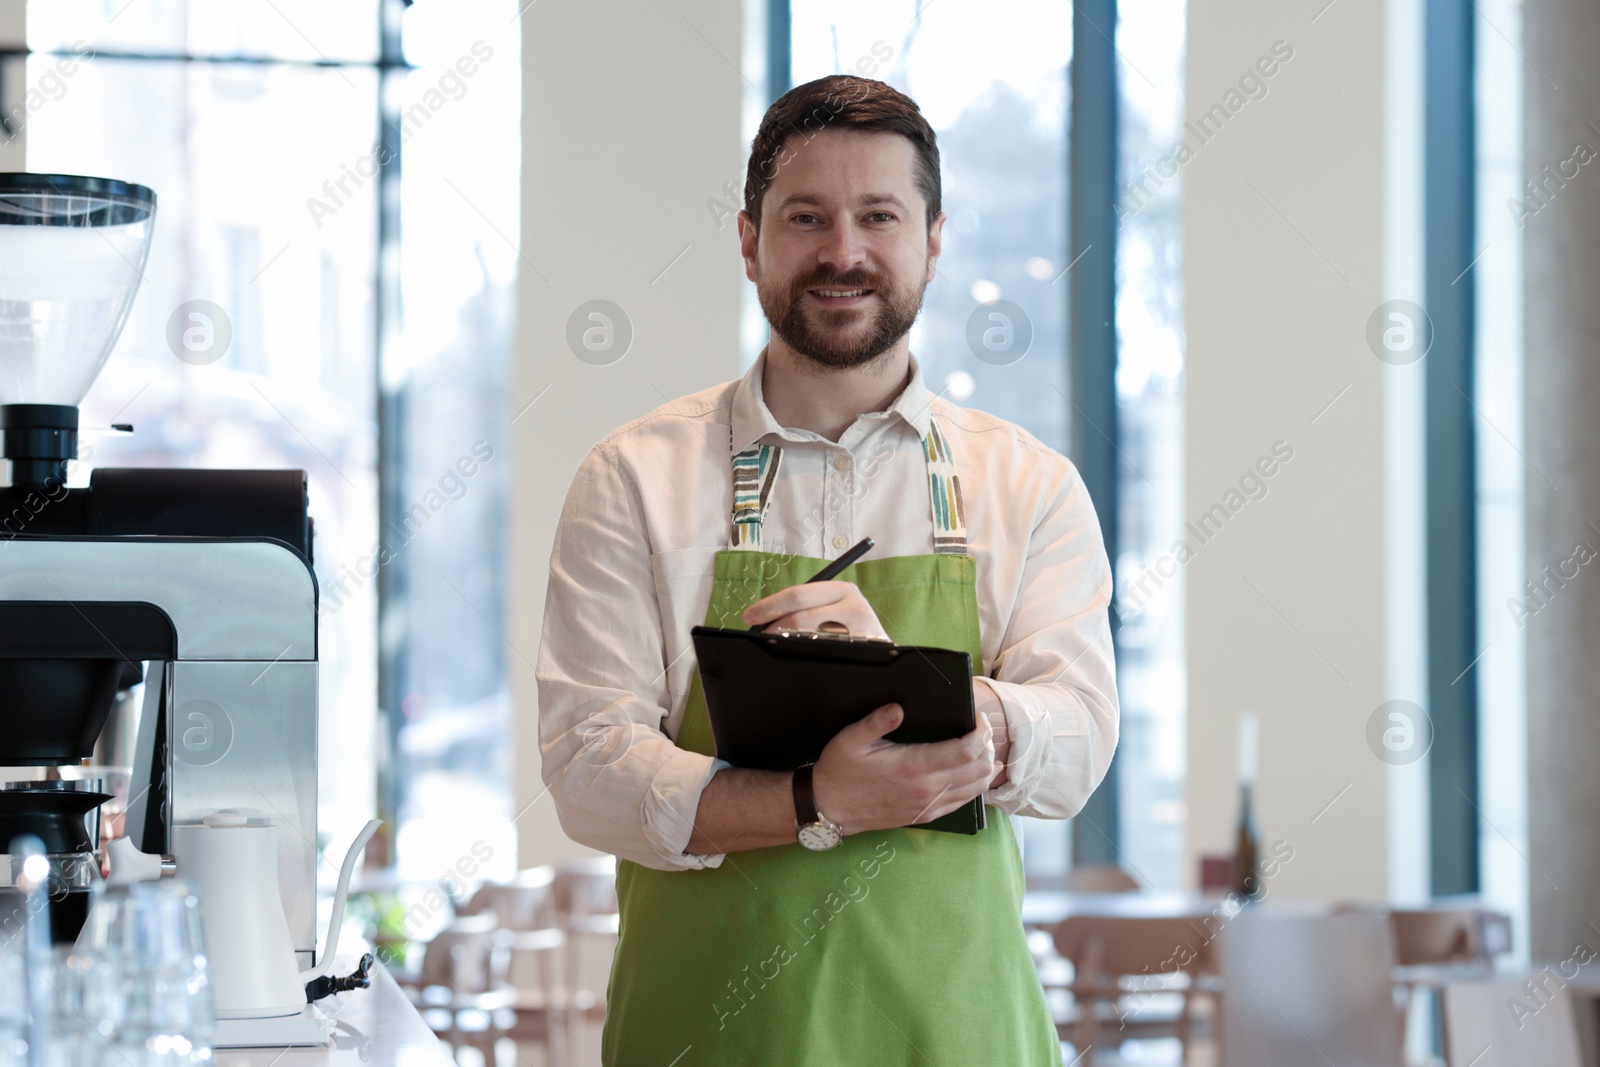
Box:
[348,890,414,968]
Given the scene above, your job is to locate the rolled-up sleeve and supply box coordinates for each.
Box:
[536,443,730,871]
[981,463,1119,819]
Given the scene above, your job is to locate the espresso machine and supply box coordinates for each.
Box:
[0,173,323,967]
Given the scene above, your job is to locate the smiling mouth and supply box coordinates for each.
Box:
[808,288,875,303]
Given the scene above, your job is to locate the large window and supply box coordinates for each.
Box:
[8,0,519,881]
[1473,0,1528,953]
[790,1,1071,442]
[1113,0,1187,889]
[787,0,1187,886]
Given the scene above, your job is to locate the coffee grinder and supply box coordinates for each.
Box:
[0,173,324,966]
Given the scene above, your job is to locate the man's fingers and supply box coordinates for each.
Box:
[820,702,998,833]
[779,606,888,638]
[888,735,956,770]
[890,727,992,772]
[741,580,853,624]
[842,702,903,744]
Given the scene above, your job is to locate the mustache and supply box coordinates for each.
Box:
[798,272,882,290]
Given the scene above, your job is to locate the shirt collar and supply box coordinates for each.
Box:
[729,346,934,455]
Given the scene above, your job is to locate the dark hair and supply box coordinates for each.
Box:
[743,75,941,232]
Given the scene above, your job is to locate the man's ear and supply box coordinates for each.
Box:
[737,210,760,283]
[925,211,947,284]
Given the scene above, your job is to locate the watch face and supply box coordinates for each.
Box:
[797,822,842,851]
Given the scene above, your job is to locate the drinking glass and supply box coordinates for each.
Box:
[76,879,215,1065]
[45,945,119,1067]
[0,917,23,1067]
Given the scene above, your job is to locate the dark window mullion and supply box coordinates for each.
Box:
[1067,0,1122,867]
[767,0,791,103]
[1424,0,1480,896]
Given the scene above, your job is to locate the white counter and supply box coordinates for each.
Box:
[213,963,452,1067]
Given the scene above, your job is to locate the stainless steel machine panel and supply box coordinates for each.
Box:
[168,659,318,966]
[0,540,315,659]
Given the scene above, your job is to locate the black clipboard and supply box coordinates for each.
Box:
[689,625,986,835]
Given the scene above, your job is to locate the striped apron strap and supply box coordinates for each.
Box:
[924,416,969,555]
[729,420,783,551]
[727,413,967,555]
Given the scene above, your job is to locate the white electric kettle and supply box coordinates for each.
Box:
[106,813,380,1040]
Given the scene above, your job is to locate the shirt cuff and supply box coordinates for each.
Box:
[976,675,1053,812]
[642,748,732,870]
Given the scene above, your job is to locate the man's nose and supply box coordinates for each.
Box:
[817,217,868,273]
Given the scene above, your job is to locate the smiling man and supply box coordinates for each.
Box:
[537,75,1119,1065]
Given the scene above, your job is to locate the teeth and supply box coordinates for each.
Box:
[816,289,867,298]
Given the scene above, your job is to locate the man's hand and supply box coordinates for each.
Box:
[741,580,890,638]
[811,702,999,832]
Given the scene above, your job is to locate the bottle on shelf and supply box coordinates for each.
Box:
[1232,712,1262,901]
[1232,780,1262,900]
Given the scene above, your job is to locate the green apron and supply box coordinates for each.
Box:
[603,417,1061,1066]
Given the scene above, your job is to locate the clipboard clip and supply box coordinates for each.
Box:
[769,628,896,646]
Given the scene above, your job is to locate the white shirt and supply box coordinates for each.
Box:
[536,350,1119,871]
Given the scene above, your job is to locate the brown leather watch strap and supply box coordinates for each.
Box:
[793,763,820,826]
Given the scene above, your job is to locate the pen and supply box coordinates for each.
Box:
[747,536,875,633]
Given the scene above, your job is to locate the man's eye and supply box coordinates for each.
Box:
[792,213,820,224]
[867,212,895,223]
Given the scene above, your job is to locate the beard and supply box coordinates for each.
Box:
[755,260,930,371]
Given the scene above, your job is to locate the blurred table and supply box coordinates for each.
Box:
[1022,892,1512,1014]
[1023,890,1230,928]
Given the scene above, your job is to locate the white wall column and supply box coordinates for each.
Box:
[511,0,750,866]
[1184,0,1415,900]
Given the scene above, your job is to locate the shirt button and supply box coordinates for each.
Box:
[833,534,849,550]
[834,455,851,471]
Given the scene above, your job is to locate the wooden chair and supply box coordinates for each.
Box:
[1338,901,1506,1064]
[400,912,518,1064]
[461,867,560,931]
[1442,979,1581,1067]
[1334,901,1512,967]
[1063,864,1143,894]
[552,856,619,1062]
[1049,914,1219,1064]
[1217,909,1405,1067]
[1390,908,1482,966]
[459,868,568,1065]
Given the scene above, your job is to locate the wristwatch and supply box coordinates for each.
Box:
[793,763,844,851]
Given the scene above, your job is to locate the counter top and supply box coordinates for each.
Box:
[214,961,451,1067]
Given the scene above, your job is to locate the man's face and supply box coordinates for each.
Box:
[739,129,944,371]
